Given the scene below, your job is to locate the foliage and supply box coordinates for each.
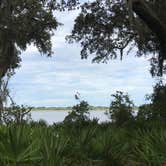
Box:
[64,100,90,123]
[136,81,166,121]
[131,128,166,166]
[148,81,166,120]
[38,127,69,166]
[0,120,166,165]
[89,128,130,166]
[2,105,32,124]
[0,0,58,78]
[137,103,153,121]
[0,0,60,121]
[0,125,40,166]
[68,0,166,76]
[106,91,134,126]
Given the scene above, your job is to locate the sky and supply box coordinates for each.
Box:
[9,10,156,107]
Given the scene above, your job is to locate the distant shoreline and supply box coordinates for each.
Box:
[31,106,138,112]
[31,110,107,112]
[32,106,109,112]
[32,109,108,112]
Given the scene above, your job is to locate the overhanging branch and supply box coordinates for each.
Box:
[132,0,166,43]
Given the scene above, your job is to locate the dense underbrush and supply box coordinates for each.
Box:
[0,120,166,166]
[1,86,166,166]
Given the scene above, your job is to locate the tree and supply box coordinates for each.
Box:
[137,103,153,121]
[0,0,59,78]
[0,0,81,77]
[2,104,32,124]
[106,91,134,126]
[148,81,166,120]
[136,81,166,121]
[64,100,90,123]
[0,0,60,115]
[67,0,166,76]
[0,71,13,121]
[0,0,80,120]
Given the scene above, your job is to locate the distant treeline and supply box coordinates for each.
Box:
[32,106,109,111]
[32,106,139,111]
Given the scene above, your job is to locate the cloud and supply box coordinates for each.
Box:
[9,10,155,107]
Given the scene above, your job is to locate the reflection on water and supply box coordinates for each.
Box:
[31,111,109,124]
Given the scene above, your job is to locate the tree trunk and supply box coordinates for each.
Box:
[131,0,166,75]
[0,78,4,123]
[0,72,11,123]
[158,44,166,75]
[132,0,166,42]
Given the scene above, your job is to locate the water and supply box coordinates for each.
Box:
[31,110,109,124]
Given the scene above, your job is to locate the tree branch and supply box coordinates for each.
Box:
[132,0,166,43]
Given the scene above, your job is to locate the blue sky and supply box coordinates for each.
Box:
[9,10,156,107]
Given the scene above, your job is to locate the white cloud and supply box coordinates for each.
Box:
[9,10,155,107]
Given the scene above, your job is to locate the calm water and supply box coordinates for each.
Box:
[31,111,109,124]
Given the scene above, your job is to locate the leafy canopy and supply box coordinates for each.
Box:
[0,0,58,77]
[68,0,166,76]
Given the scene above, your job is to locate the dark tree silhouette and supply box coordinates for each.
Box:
[0,0,59,78]
[68,0,166,76]
[0,0,59,115]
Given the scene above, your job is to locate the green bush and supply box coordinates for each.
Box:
[0,121,166,165]
[64,100,90,124]
[2,105,32,124]
[0,125,40,166]
[106,91,134,126]
[149,81,166,120]
[137,81,166,121]
[137,104,153,121]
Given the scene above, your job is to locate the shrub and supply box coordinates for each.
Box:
[2,104,32,124]
[106,91,134,126]
[137,104,153,121]
[149,81,166,121]
[137,81,166,121]
[64,100,90,124]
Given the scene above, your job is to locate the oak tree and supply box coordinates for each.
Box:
[68,0,166,76]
